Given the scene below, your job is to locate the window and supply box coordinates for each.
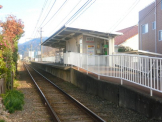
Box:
[152,21,156,30]
[159,30,162,41]
[161,0,162,10]
[86,37,94,42]
[142,24,148,34]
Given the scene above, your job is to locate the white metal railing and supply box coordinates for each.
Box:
[64,52,162,96]
[36,56,63,63]
[34,58,41,62]
[42,57,55,62]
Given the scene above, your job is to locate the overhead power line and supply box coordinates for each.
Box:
[47,0,95,36]
[33,0,57,39]
[53,0,82,30]
[43,0,53,14]
[42,0,68,28]
[119,0,161,35]
[42,0,48,8]
[109,0,140,32]
[65,0,95,25]
[31,0,49,38]
[39,0,57,27]
[67,0,96,25]
[138,0,161,23]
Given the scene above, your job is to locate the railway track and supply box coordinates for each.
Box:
[24,63,105,122]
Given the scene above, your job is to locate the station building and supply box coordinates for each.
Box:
[42,25,122,62]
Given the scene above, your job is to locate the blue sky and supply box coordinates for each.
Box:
[0,0,154,43]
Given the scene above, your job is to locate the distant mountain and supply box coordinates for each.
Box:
[18,37,48,56]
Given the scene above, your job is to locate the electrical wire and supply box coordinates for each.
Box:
[39,0,57,28]
[109,0,140,33]
[53,0,82,31]
[42,0,48,8]
[138,0,161,23]
[30,0,49,38]
[47,0,94,36]
[67,0,96,26]
[33,0,69,39]
[118,0,161,35]
[33,0,55,39]
[42,0,68,28]
[65,0,94,25]
[42,0,53,15]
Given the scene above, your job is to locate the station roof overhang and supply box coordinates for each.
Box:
[117,50,162,58]
[42,25,123,48]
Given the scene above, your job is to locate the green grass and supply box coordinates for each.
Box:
[0,119,5,122]
[13,79,20,88]
[1,89,24,113]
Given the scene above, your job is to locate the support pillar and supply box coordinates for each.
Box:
[108,38,115,67]
[108,38,114,55]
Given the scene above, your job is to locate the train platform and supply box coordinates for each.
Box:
[33,61,162,101]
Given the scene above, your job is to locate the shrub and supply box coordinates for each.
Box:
[0,120,5,122]
[0,57,7,78]
[1,89,24,113]
[118,46,133,52]
[13,79,20,88]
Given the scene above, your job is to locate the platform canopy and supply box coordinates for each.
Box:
[42,25,122,48]
[117,50,162,58]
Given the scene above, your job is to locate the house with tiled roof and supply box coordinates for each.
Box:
[114,25,138,52]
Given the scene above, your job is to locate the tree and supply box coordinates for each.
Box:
[1,15,24,49]
[0,15,24,90]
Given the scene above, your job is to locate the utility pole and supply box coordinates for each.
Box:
[30,44,32,60]
[40,27,42,61]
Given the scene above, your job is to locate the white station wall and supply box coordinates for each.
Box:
[66,35,106,55]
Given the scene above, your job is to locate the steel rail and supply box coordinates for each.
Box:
[27,63,106,122]
[24,63,61,122]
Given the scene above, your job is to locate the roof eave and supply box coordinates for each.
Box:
[42,26,123,47]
